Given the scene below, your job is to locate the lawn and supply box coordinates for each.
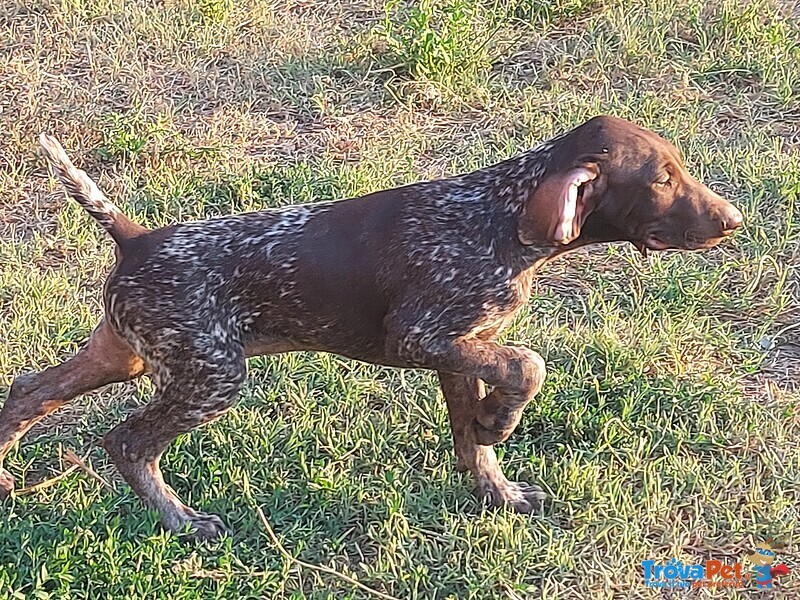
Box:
[1,0,799,598]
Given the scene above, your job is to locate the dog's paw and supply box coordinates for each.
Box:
[0,468,14,500]
[477,477,546,515]
[179,508,230,542]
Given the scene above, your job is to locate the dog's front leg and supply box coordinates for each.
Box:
[397,335,546,444]
[437,372,546,514]
[389,326,547,513]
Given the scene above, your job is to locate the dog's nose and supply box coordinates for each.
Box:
[720,205,743,233]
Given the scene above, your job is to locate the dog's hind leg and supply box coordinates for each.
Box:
[0,319,145,498]
[101,326,246,541]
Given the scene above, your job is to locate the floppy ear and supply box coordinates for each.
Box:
[517,163,603,246]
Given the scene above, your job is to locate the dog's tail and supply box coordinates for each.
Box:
[39,133,147,246]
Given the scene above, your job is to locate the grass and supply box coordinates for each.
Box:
[0,0,799,597]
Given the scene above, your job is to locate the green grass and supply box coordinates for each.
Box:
[1,0,799,598]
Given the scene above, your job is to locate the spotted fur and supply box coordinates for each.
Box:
[0,117,743,539]
[38,134,146,245]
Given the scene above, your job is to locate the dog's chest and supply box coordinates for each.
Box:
[469,267,538,339]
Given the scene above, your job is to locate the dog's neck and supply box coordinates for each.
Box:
[441,141,566,272]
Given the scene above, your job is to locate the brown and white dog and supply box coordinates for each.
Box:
[0,116,743,540]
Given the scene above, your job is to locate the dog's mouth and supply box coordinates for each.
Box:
[632,234,670,257]
[643,235,672,250]
[636,232,727,255]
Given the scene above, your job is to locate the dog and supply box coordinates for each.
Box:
[0,116,743,540]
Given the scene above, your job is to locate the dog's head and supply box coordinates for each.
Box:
[517,115,743,254]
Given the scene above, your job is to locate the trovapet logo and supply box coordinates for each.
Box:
[642,540,791,590]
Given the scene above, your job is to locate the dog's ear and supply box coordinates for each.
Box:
[517,162,605,246]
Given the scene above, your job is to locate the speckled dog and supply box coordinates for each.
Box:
[0,116,743,540]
